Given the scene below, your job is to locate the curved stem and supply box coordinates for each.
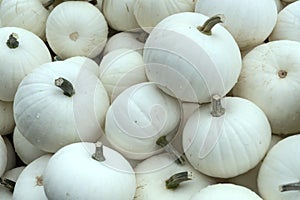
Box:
[42,0,55,10]
[165,171,192,190]
[197,14,224,35]
[156,136,185,165]
[211,94,225,117]
[92,141,106,162]
[0,178,15,192]
[6,33,19,49]
[279,181,300,192]
[54,77,75,97]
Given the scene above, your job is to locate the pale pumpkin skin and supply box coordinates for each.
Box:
[0,186,12,200]
[13,154,52,200]
[0,27,52,102]
[134,153,215,200]
[232,40,300,135]
[13,61,110,153]
[269,1,300,42]
[257,134,300,200]
[64,56,100,77]
[99,48,148,102]
[46,1,108,59]
[190,183,263,200]
[195,0,278,50]
[182,97,272,178]
[43,142,136,200]
[133,0,195,33]
[13,127,47,165]
[143,12,242,103]
[0,135,7,176]
[0,0,51,39]
[3,137,16,171]
[0,100,14,135]
[105,82,181,160]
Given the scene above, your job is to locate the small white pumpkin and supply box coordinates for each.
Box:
[143,12,242,103]
[13,154,52,200]
[0,27,52,102]
[13,127,47,165]
[257,134,300,200]
[182,96,272,178]
[0,135,7,177]
[3,137,16,171]
[43,142,136,199]
[102,0,140,31]
[134,152,215,200]
[105,82,181,160]
[232,40,300,135]
[133,0,195,33]
[13,61,110,152]
[195,0,278,50]
[0,0,53,39]
[0,100,14,135]
[269,1,300,42]
[99,48,147,101]
[46,1,108,59]
[189,183,263,200]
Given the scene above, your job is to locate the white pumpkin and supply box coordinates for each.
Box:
[64,56,100,77]
[13,61,110,153]
[134,152,215,200]
[105,82,182,160]
[269,1,300,42]
[43,142,136,199]
[13,127,47,165]
[257,134,300,200]
[99,48,147,101]
[0,186,12,200]
[103,31,146,55]
[0,101,14,135]
[13,154,52,200]
[194,0,278,50]
[232,40,300,135]
[46,1,108,59]
[102,0,139,31]
[0,27,52,102]
[228,135,282,194]
[133,0,195,33]
[182,96,272,178]
[0,136,7,177]
[189,183,263,200]
[0,0,53,39]
[143,12,242,103]
[3,137,16,171]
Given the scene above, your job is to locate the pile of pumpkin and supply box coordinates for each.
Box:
[1,0,300,199]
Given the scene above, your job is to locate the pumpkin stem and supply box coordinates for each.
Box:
[279,181,300,192]
[54,77,75,97]
[165,171,192,190]
[211,94,225,117]
[156,136,185,165]
[92,141,106,162]
[42,0,55,10]
[6,33,19,49]
[137,31,149,43]
[0,177,16,192]
[197,14,224,36]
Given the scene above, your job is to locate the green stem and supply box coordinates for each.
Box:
[279,181,300,192]
[165,171,192,190]
[210,94,225,117]
[0,178,16,192]
[197,14,224,35]
[92,141,106,162]
[54,77,75,97]
[42,0,55,10]
[156,136,185,165]
[6,33,19,49]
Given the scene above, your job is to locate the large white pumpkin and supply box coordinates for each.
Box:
[257,134,300,200]
[0,27,52,102]
[232,40,300,135]
[46,1,108,59]
[13,61,110,153]
[105,82,182,160]
[182,96,272,178]
[0,100,14,135]
[143,12,242,103]
[195,0,278,50]
[43,142,136,199]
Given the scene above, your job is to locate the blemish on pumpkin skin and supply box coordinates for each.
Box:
[35,176,43,186]
[69,32,79,41]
